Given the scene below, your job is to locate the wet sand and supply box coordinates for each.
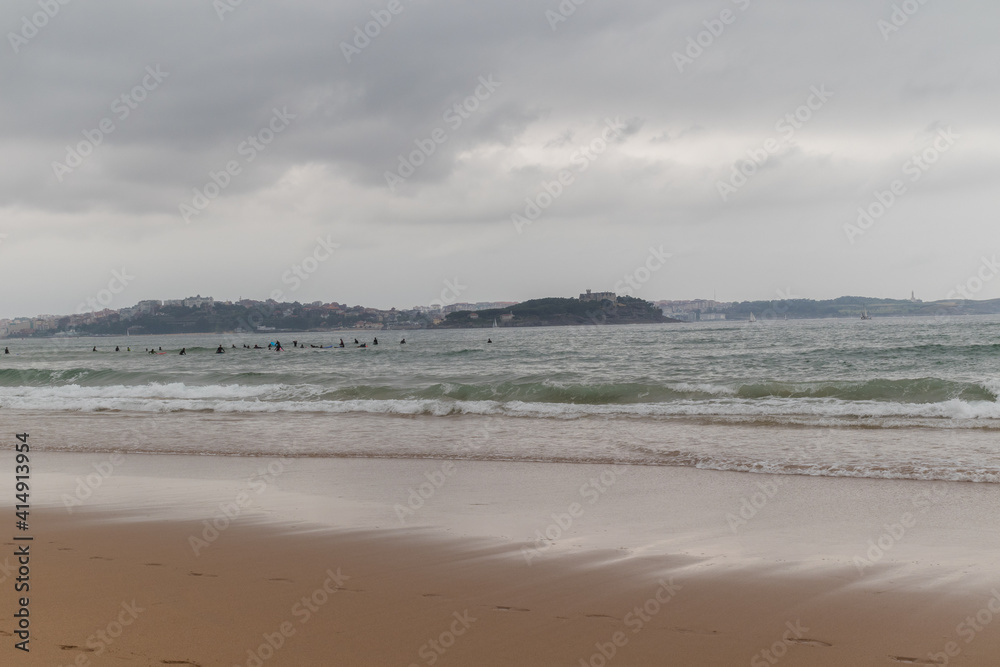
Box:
[2,453,999,665]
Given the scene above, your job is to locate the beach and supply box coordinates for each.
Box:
[3,451,999,666]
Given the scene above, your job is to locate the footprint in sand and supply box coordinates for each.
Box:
[672,627,721,636]
[161,661,201,666]
[494,606,530,612]
[787,638,832,648]
[889,658,940,665]
[187,572,218,577]
[59,645,95,652]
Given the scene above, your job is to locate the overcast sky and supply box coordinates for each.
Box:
[1,0,997,318]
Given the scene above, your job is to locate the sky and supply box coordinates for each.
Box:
[1,0,998,319]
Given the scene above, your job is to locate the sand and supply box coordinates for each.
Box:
[2,453,1000,666]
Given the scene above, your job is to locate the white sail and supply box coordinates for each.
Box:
[749,312,756,322]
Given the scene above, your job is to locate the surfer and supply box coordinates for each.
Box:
[93,347,97,352]
[339,339,345,347]
[293,341,298,348]
[3,347,8,354]
[373,337,378,345]
[254,344,262,349]
[179,348,186,355]
[115,346,120,352]
[275,341,283,351]
[487,338,492,344]
[216,345,225,354]
[400,339,405,345]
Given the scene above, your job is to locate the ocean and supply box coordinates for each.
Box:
[2,315,999,483]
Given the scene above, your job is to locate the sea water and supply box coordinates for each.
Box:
[1,316,998,483]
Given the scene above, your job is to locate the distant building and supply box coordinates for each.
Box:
[580,289,616,302]
[500,313,514,322]
[183,295,214,308]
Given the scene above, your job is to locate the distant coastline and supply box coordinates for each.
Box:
[4,293,1000,338]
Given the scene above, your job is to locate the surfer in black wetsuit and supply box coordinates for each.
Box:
[216,345,225,354]
[487,338,492,343]
[3,347,8,354]
[115,346,120,352]
[92,347,97,352]
[400,339,405,345]
[373,337,378,345]
[339,339,345,347]
[179,348,186,355]
[275,341,283,351]
[254,344,262,349]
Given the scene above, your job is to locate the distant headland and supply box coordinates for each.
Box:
[3,291,1000,338]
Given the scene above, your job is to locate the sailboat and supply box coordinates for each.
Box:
[860,307,871,320]
[493,318,498,328]
[749,312,756,323]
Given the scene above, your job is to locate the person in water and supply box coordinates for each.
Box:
[3,347,8,354]
[179,348,186,355]
[339,339,345,347]
[354,338,359,344]
[373,337,378,345]
[115,346,120,352]
[93,347,97,352]
[216,345,225,354]
[399,339,405,345]
[275,341,283,351]
[254,344,262,349]
[487,338,492,343]
[293,340,298,348]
